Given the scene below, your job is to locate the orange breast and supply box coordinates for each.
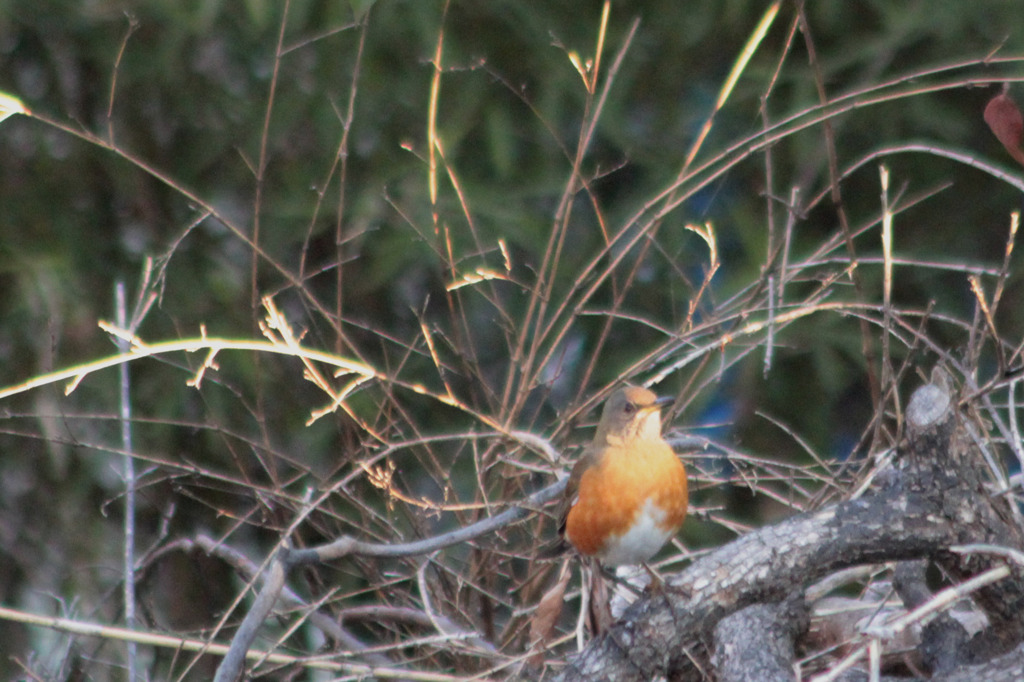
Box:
[564,440,687,565]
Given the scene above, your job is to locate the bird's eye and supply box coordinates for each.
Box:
[623,402,637,415]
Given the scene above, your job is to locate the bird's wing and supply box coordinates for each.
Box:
[557,445,597,537]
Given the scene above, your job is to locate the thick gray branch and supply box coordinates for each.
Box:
[712,598,807,682]
[555,488,958,681]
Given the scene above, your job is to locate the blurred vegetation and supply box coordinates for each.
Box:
[1,0,1024,679]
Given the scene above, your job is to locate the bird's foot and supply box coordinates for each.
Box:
[641,563,691,599]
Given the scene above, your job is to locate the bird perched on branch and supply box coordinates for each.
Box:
[529,386,689,647]
[559,385,688,569]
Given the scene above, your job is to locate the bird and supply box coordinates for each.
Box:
[558,385,688,569]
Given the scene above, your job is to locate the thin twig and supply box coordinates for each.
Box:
[115,282,137,681]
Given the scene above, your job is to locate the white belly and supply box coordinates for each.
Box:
[597,498,673,566]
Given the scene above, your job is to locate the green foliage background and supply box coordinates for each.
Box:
[1,0,1024,677]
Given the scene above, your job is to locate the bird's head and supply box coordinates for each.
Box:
[596,385,673,443]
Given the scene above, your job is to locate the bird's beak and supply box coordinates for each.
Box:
[649,396,674,411]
